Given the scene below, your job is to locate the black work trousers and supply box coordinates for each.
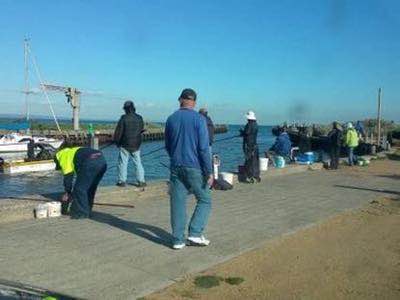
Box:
[71,154,107,218]
[330,147,340,169]
[244,146,260,180]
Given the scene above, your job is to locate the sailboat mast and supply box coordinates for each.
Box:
[24,38,30,121]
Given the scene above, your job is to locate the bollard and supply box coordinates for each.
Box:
[371,145,376,155]
[90,136,99,150]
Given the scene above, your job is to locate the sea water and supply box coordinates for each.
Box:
[0,125,275,198]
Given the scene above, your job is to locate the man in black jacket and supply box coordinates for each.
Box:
[239,111,260,183]
[114,101,146,187]
[327,121,342,170]
[199,108,215,147]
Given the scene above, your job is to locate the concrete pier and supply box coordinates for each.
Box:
[23,125,229,146]
[0,161,399,299]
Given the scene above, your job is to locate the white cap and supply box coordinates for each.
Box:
[246,110,256,120]
[347,122,353,129]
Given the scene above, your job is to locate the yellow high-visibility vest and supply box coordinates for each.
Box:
[345,129,359,148]
[56,147,81,175]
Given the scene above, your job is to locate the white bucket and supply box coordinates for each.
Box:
[48,201,62,218]
[35,203,48,219]
[259,158,269,171]
[220,172,234,185]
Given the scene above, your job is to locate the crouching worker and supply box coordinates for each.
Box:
[54,143,107,219]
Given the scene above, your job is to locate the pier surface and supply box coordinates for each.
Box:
[0,161,399,299]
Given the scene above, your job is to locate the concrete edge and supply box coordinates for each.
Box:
[0,163,323,225]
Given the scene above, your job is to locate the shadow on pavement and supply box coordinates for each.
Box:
[91,211,172,248]
[0,278,79,300]
[334,185,400,196]
[376,174,400,181]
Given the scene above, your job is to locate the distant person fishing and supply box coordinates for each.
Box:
[344,122,359,166]
[327,121,343,170]
[114,100,146,188]
[266,126,292,162]
[199,107,215,150]
[239,111,261,183]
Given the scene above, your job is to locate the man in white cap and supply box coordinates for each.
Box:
[239,110,261,183]
[344,122,359,166]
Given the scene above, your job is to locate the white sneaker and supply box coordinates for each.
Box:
[172,243,186,250]
[187,235,210,246]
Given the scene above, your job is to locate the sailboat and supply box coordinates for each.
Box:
[0,39,63,153]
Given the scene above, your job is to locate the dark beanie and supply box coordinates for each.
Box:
[123,100,135,109]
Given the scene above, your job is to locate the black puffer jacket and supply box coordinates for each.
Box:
[114,113,144,152]
[328,128,343,149]
[240,120,258,152]
[204,115,215,145]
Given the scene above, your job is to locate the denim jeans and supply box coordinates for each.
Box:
[169,166,212,244]
[348,147,357,166]
[117,147,145,183]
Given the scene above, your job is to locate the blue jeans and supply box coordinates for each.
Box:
[169,166,212,244]
[117,147,145,183]
[348,147,357,166]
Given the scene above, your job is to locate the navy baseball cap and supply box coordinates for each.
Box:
[179,88,197,101]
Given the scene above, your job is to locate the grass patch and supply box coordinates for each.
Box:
[178,289,197,298]
[224,277,245,285]
[194,275,222,288]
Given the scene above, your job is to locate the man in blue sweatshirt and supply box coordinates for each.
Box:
[165,88,213,250]
[266,126,292,161]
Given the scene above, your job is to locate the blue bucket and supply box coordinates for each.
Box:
[274,156,285,168]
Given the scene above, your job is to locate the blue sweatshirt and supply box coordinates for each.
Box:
[165,108,212,176]
[270,132,292,157]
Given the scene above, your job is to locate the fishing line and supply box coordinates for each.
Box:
[213,135,240,143]
[99,142,115,150]
[102,134,239,173]
[141,146,165,157]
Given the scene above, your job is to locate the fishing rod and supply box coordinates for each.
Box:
[99,141,115,150]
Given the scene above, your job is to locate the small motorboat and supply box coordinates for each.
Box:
[0,133,63,153]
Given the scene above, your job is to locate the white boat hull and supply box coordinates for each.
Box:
[0,135,63,153]
[0,160,56,174]
[0,142,28,153]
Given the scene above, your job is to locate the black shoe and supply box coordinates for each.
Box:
[116,181,126,187]
[137,182,147,188]
[70,214,88,220]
